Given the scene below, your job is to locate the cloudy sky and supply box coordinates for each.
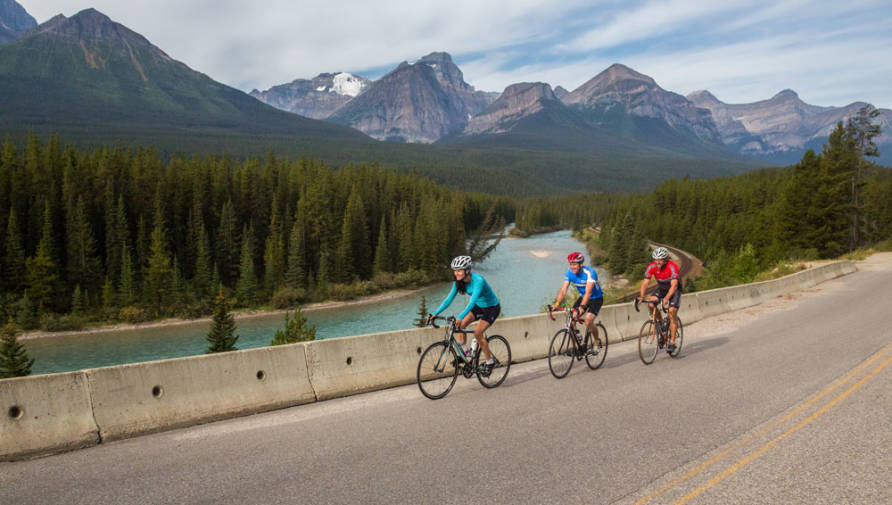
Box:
[20,0,892,107]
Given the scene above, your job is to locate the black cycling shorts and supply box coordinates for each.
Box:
[653,286,682,309]
[573,296,604,316]
[471,304,501,324]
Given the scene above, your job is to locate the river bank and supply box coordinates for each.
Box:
[19,285,430,342]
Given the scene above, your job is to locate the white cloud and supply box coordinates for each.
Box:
[16,0,892,107]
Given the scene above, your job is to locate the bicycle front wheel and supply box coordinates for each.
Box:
[669,318,684,358]
[478,335,511,388]
[548,328,575,378]
[638,321,659,365]
[417,341,459,399]
[585,322,608,370]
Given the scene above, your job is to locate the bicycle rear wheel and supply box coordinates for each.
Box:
[669,318,684,358]
[638,321,659,365]
[417,341,459,399]
[548,328,575,378]
[478,335,511,388]
[585,322,608,370]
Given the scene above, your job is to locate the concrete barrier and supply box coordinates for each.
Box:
[88,344,316,441]
[491,313,557,362]
[305,327,432,401]
[0,371,99,461]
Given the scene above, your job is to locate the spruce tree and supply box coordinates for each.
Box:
[373,215,391,275]
[4,210,25,293]
[206,287,238,353]
[236,224,257,306]
[145,208,172,315]
[415,296,429,328]
[0,318,34,378]
[285,215,307,289]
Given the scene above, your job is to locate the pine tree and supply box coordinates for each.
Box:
[415,296,429,328]
[205,287,238,353]
[845,105,882,249]
[193,221,212,299]
[0,318,34,378]
[217,198,239,288]
[270,308,316,345]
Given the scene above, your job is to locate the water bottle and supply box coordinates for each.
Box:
[661,320,670,333]
[470,338,479,355]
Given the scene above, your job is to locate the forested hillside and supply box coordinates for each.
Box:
[0,135,511,329]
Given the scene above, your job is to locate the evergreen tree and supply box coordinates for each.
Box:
[71,284,84,315]
[236,224,257,306]
[4,210,25,293]
[119,241,135,306]
[845,105,883,249]
[67,196,101,294]
[217,198,239,288]
[270,308,316,345]
[285,214,307,289]
[193,221,212,299]
[0,318,34,378]
[205,287,238,353]
[145,203,173,315]
[25,239,58,313]
[373,215,391,275]
[337,184,370,281]
[415,296,429,328]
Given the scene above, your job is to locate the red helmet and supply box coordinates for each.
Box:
[567,252,584,264]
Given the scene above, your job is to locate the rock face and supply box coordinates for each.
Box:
[0,0,35,44]
[565,63,722,144]
[328,52,494,143]
[688,89,892,158]
[464,82,560,135]
[250,72,370,119]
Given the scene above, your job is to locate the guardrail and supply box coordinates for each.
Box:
[1,260,857,460]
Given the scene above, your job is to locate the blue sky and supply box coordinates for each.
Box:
[21,0,892,107]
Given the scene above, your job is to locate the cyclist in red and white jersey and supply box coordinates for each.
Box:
[637,247,682,352]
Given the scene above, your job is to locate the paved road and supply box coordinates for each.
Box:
[3,255,890,505]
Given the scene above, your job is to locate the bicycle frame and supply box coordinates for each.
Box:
[548,307,587,350]
[429,317,482,374]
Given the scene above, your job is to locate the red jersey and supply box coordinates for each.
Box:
[644,260,680,288]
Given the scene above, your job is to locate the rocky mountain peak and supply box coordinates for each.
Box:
[33,8,161,56]
[250,72,370,119]
[687,89,720,104]
[0,0,37,43]
[463,82,559,135]
[772,89,800,101]
[328,50,493,143]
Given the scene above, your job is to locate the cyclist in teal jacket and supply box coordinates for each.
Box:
[427,255,501,375]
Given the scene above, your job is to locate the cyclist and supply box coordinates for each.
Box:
[550,252,604,355]
[427,255,501,376]
[637,246,681,353]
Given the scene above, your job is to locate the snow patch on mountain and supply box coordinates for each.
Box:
[332,72,365,97]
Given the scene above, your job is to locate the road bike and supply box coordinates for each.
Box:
[634,297,684,364]
[546,306,608,378]
[416,316,512,400]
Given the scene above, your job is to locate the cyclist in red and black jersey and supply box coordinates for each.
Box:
[637,247,682,352]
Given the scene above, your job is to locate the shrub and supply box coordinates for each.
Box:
[118,306,149,324]
[39,313,87,332]
[270,308,316,345]
[271,286,308,309]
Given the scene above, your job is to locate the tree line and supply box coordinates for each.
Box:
[598,110,891,287]
[0,135,513,330]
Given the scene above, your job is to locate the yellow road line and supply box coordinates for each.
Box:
[674,352,892,505]
[634,344,890,505]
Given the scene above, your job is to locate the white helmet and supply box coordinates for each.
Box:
[450,255,472,270]
[652,247,669,260]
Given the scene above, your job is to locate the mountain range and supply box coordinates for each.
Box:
[0,3,886,197]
